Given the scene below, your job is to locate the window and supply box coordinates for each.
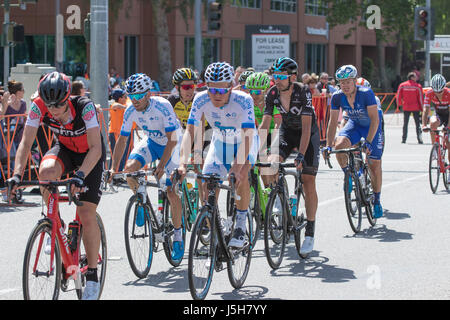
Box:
[271,0,297,13]
[305,43,327,74]
[232,0,261,9]
[125,36,139,78]
[231,40,245,68]
[184,38,220,70]
[305,0,327,16]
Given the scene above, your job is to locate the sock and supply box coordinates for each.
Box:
[305,220,315,238]
[374,192,381,205]
[235,210,247,230]
[174,227,183,242]
[86,268,98,283]
[342,166,349,174]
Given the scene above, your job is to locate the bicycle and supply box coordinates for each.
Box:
[257,162,307,269]
[179,164,201,232]
[324,140,377,233]
[13,179,107,300]
[423,127,449,193]
[177,171,253,300]
[116,169,186,279]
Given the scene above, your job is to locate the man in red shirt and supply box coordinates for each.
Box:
[397,72,424,144]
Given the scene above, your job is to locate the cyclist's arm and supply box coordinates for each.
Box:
[12,125,39,176]
[326,109,340,147]
[180,123,195,168]
[366,105,379,144]
[258,115,272,146]
[111,134,128,172]
[422,104,430,127]
[77,126,102,176]
[299,115,312,155]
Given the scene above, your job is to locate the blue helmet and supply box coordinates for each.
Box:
[125,73,152,94]
[204,62,234,83]
[335,65,358,81]
[270,57,298,75]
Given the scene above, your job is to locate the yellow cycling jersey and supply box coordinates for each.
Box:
[168,94,208,128]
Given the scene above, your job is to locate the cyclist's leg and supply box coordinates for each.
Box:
[335,120,358,170]
[125,136,152,192]
[429,116,440,145]
[163,140,183,230]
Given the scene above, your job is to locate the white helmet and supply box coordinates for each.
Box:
[204,62,235,83]
[356,77,371,88]
[335,65,358,81]
[431,74,446,92]
[125,73,153,94]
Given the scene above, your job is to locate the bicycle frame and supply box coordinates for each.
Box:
[432,129,450,174]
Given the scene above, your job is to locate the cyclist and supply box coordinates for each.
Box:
[234,70,254,93]
[246,72,282,187]
[110,73,185,261]
[325,65,384,219]
[260,57,320,256]
[177,61,258,248]
[7,72,105,300]
[422,74,449,173]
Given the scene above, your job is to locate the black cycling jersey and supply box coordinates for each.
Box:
[264,82,319,133]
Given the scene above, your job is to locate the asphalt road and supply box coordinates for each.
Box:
[1,113,449,301]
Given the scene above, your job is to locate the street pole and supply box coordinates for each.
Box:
[55,0,64,72]
[3,0,10,88]
[90,0,109,146]
[194,0,202,72]
[425,0,431,87]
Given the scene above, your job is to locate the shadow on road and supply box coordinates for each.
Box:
[351,224,413,242]
[382,209,411,220]
[214,285,276,300]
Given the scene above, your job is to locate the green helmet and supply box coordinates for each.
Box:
[245,72,270,90]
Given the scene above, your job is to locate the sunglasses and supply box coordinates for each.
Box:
[207,87,231,95]
[249,89,263,95]
[129,92,148,101]
[273,74,289,81]
[46,100,67,109]
[180,84,195,90]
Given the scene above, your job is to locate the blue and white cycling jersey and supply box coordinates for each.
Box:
[120,96,183,145]
[187,90,256,144]
[331,86,381,127]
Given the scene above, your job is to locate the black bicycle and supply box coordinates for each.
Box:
[325,141,377,233]
[257,162,307,269]
[177,171,253,300]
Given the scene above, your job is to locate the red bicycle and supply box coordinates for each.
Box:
[423,127,450,193]
[12,179,107,300]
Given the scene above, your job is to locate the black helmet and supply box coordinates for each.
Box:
[270,57,298,75]
[172,68,198,86]
[38,72,71,106]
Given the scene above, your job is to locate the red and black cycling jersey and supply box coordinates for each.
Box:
[26,96,100,154]
[264,82,318,133]
[424,88,449,123]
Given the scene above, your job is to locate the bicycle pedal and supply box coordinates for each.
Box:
[154,232,164,243]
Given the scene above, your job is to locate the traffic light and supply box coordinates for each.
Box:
[207,1,222,31]
[414,6,435,41]
[83,13,91,43]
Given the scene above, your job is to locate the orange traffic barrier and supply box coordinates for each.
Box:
[312,97,330,146]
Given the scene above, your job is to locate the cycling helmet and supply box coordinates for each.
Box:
[38,72,71,106]
[270,57,298,75]
[125,73,153,94]
[238,70,255,83]
[245,72,271,90]
[204,62,234,83]
[431,74,446,92]
[356,77,371,88]
[335,65,358,81]
[172,68,198,86]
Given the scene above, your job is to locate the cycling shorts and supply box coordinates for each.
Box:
[338,118,384,160]
[42,142,106,205]
[436,114,449,128]
[128,136,181,186]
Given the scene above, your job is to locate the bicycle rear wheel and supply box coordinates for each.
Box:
[429,144,440,193]
[293,188,307,258]
[442,147,449,190]
[344,171,362,233]
[227,210,253,289]
[188,207,216,300]
[163,196,186,267]
[362,166,377,227]
[77,213,108,300]
[249,184,262,248]
[124,195,153,279]
[264,189,287,270]
[23,220,61,300]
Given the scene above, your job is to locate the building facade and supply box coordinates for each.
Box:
[1,0,393,85]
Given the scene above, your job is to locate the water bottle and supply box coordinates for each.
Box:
[289,196,297,217]
[157,190,164,226]
[357,168,366,189]
[67,221,80,252]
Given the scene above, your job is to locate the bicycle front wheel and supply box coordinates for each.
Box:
[293,188,307,258]
[441,146,449,190]
[124,195,153,279]
[429,144,440,193]
[188,207,216,300]
[227,210,253,289]
[264,189,287,270]
[362,167,377,227]
[23,220,62,300]
[163,196,186,267]
[344,171,362,233]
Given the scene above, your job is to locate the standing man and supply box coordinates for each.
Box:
[317,72,331,96]
[396,72,424,144]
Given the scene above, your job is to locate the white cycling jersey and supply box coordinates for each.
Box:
[120,96,183,145]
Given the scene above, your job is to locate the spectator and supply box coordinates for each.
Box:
[108,89,130,172]
[396,72,424,144]
[233,66,245,87]
[0,80,27,148]
[306,74,321,96]
[196,69,208,92]
[329,78,338,92]
[317,72,332,96]
[301,73,310,85]
[446,81,450,88]
[71,80,87,97]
